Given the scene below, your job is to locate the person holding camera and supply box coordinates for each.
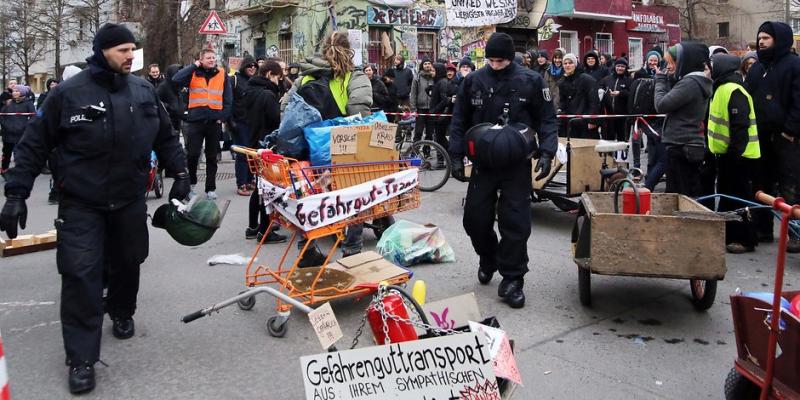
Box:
[0,23,189,394]
[449,33,558,309]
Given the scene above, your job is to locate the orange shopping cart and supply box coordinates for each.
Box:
[182,146,420,337]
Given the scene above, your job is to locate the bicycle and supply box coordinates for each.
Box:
[393,114,451,192]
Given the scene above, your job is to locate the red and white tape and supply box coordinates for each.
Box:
[0,113,34,116]
[0,330,9,400]
[557,114,666,119]
[383,112,454,118]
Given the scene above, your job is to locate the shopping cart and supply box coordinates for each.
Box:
[183,146,420,336]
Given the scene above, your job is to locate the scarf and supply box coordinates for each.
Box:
[549,63,563,78]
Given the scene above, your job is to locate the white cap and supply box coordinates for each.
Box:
[62,65,82,81]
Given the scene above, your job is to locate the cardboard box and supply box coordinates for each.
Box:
[330,124,399,165]
[419,293,482,334]
[328,251,409,287]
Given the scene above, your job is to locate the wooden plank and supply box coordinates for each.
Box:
[33,233,57,244]
[1,241,57,257]
[9,234,34,247]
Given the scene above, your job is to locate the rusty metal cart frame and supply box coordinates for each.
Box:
[183,146,419,336]
[571,192,726,310]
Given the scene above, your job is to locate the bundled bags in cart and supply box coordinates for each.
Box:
[304,111,388,166]
[376,219,455,267]
[270,92,322,159]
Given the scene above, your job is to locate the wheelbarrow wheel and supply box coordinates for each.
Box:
[266,316,288,338]
[237,291,255,311]
[724,368,760,400]
[578,266,591,306]
[153,170,164,199]
[690,279,717,310]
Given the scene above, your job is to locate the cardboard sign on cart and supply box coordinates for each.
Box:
[331,123,400,188]
[299,332,500,400]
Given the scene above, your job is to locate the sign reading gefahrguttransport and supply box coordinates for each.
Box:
[445,0,517,27]
[300,333,501,400]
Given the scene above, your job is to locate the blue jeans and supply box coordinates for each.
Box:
[233,121,252,187]
[645,139,667,191]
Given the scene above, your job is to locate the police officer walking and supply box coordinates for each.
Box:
[449,33,558,308]
[0,24,190,394]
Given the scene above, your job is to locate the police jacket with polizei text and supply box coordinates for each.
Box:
[4,68,187,209]
[171,64,233,123]
[448,62,558,159]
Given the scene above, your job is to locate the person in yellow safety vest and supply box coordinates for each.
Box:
[708,53,761,254]
[171,48,233,201]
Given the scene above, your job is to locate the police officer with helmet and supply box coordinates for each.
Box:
[0,23,190,394]
[449,33,558,309]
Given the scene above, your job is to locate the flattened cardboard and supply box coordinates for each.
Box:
[336,251,383,269]
[327,251,408,287]
[421,293,482,332]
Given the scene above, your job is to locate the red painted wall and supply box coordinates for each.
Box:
[574,0,632,18]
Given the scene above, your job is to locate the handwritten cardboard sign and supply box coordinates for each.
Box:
[370,121,398,150]
[421,293,481,334]
[300,332,500,400]
[308,302,343,350]
[469,321,522,385]
[331,126,358,155]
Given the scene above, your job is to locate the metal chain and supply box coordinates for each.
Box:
[349,312,369,349]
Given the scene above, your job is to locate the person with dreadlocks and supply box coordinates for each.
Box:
[280,31,375,266]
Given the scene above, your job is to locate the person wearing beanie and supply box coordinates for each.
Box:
[0,85,34,174]
[36,78,59,109]
[62,65,82,81]
[634,50,662,79]
[654,41,713,198]
[459,56,476,73]
[410,57,437,143]
[559,52,601,138]
[172,47,233,201]
[599,58,632,141]
[0,22,189,394]
[740,51,758,78]
[535,49,550,75]
[746,21,800,251]
[393,54,414,108]
[448,32,558,309]
[583,50,609,81]
[544,49,565,110]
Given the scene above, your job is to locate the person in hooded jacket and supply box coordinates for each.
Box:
[231,56,258,196]
[599,58,632,141]
[0,86,35,173]
[37,78,59,109]
[156,64,186,133]
[363,64,390,111]
[740,51,757,78]
[544,49,565,113]
[634,50,662,80]
[708,53,761,253]
[393,55,414,109]
[430,63,460,153]
[410,58,437,143]
[654,41,713,197]
[381,68,400,120]
[559,53,600,138]
[534,50,550,75]
[746,21,800,251]
[583,50,609,82]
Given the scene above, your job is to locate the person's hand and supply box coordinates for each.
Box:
[194,60,201,68]
[169,171,191,201]
[0,194,27,239]
[451,157,468,182]
[534,153,553,181]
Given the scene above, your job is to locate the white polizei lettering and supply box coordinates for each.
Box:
[69,114,91,123]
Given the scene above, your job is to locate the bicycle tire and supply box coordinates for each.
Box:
[401,140,451,192]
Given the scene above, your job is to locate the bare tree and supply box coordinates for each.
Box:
[36,0,74,75]
[141,0,179,67]
[7,0,47,83]
[677,0,719,40]
[73,0,113,35]
[0,9,13,87]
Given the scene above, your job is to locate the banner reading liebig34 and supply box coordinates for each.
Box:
[445,0,518,27]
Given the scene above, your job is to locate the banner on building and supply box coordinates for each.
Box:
[367,5,445,28]
[445,0,517,27]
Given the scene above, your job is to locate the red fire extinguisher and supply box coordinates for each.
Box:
[614,178,651,215]
[367,293,419,345]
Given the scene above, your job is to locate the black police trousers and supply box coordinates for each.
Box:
[463,161,531,279]
[185,120,222,193]
[56,198,148,365]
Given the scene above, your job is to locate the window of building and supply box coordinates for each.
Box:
[628,37,644,70]
[559,31,578,55]
[368,27,393,74]
[718,22,729,38]
[278,32,293,63]
[596,33,613,55]
[417,31,437,61]
[792,18,800,33]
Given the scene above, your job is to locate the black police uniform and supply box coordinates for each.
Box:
[449,61,558,282]
[4,59,187,366]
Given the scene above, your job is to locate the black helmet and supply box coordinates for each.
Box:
[152,199,227,246]
[465,122,537,169]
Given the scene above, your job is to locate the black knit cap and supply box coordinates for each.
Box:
[759,22,776,38]
[93,23,136,51]
[485,33,515,61]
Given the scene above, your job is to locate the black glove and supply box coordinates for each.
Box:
[451,157,468,182]
[169,171,191,201]
[534,153,553,181]
[0,194,27,239]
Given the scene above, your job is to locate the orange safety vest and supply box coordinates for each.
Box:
[188,67,225,110]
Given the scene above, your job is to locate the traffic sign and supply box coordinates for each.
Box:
[199,10,227,34]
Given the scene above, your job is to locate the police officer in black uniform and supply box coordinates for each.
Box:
[0,24,190,394]
[449,33,558,309]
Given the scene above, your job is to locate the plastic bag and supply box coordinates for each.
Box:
[376,220,455,267]
[304,111,389,166]
[274,92,322,159]
[207,254,256,266]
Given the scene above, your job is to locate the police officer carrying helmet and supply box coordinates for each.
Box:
[0,24,190,394]
[449,33,558,308]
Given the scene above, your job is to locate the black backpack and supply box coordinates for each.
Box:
[627,78,656,115]
[297,74,344,120]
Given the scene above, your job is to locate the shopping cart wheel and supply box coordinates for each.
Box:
[724,368,760,399]
[237,291,255,311]
[578,266,591,306]
[690,279,717,311]
[266,316,288,338]
[153,170,164,199]
[371,216,396,240]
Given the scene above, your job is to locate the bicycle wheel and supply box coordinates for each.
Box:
[401,140,450,192]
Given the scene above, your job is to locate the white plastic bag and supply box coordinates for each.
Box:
[376,220,455,267]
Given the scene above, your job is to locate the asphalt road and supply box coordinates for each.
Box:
[1,159,798,399]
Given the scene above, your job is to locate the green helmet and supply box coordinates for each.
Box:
[152,199,224,246]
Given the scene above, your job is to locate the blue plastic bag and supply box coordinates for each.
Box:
[303,111,389,166]
[274,92,322,159]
